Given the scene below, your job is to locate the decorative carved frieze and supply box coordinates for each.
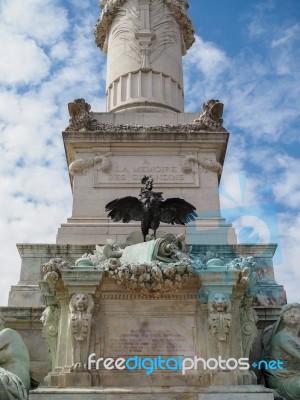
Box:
[76,234,193,298]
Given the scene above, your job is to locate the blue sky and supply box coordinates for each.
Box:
[0,0,299,305]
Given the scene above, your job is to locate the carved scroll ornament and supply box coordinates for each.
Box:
[69,153,112,176]
[40,306,60,368]
[180,153,223,175]
[240,303,258,358]
[41,258,70,292]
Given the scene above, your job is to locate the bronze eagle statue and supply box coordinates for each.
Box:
[105,176,197,241]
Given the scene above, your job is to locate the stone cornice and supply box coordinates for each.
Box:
[65,121,227,134]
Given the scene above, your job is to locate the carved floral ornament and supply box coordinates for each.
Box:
[41,251,259,295]
[75,234,194,298]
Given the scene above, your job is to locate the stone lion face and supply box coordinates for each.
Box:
[75,294,88,312]
[212,293,228,312]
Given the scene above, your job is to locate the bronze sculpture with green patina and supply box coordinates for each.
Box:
[105,176,197,241]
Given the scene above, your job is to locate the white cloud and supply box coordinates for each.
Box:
[183,35,230,111]
[0,28,50,85]
[0,0,69,45]
[271,23,300,48]
[185,36,231,79]
[0,0,106,305]
[272,155,300,209]
[50,42,71,60]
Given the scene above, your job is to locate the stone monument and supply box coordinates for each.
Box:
[0,1,289,399]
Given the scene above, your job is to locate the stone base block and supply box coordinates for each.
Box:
[59,372,92,388]
[29,386,274,400]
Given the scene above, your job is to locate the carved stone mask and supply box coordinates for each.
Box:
[75,294,89,312]
[212,293,228,312]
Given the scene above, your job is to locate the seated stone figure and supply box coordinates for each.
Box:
[0,313,30,400]
[262,303,300,400]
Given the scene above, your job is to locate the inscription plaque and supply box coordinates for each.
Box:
[104,316,195,357]
[94,155,199,187]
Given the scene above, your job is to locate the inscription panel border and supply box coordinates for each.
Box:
[94,154,200,188]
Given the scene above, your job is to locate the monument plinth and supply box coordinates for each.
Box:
[0,1,288,399]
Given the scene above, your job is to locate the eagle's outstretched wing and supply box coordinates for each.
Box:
[159,198,197,225]
[105,196,143,223]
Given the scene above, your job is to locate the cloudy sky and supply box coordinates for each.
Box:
[0,0,299,305]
